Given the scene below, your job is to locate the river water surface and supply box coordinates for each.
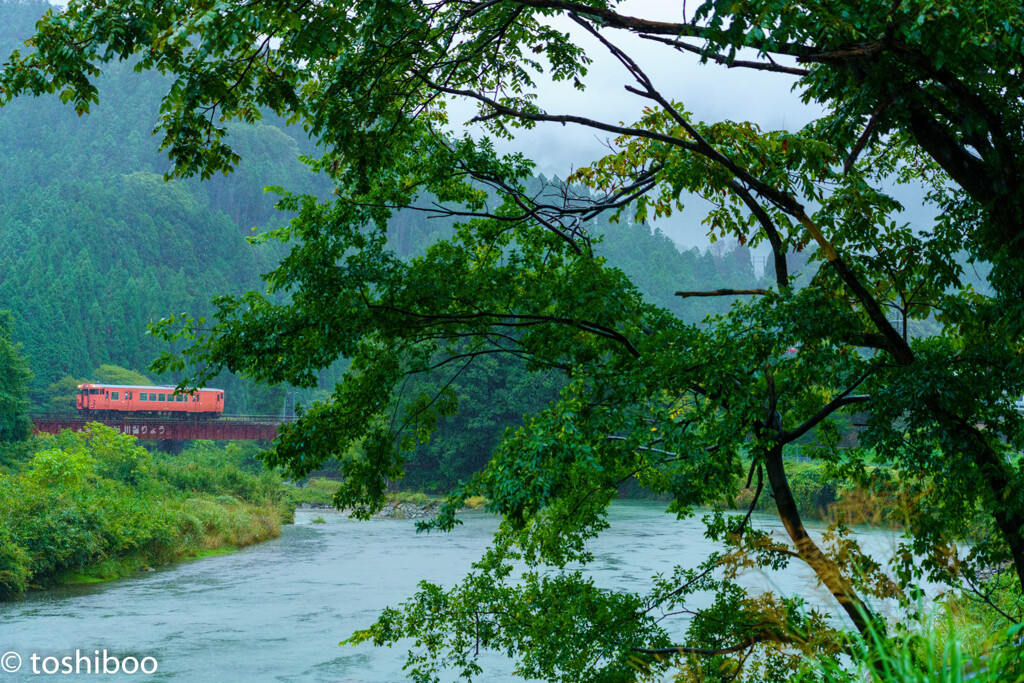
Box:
[0,503,909,681]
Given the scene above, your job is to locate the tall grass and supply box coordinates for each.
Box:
[800,600,1024,682]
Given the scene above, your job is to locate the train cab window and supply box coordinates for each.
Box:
[111,391,119,401]
[90,388,100,395]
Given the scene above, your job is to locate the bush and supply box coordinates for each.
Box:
[0,525,30,599]
[87,427,152,485]
[0,425,290,598]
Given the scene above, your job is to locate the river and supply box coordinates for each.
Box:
[0,502,910,681]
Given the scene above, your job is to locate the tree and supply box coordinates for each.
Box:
[36,374,88,413]
[5,0,1024,679]
[91,364,153,387]
[0,310,31,442]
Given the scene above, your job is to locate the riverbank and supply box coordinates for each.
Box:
[292,462,902,526]
[725,459,920,527]
[298,499,440,520]
[291,481,489,520]
[0,426,294,599]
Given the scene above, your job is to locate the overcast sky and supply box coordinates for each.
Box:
[446,0,934,252]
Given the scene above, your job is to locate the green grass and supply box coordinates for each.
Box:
[288,478,341,505]
[287,479,446,509]
[796,583,1024,683]
[61,572,115,585]
[463,495,487,509]
[187,546,239,560]
[388,491,440,506]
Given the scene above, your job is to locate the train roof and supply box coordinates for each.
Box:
[77,383,223,391]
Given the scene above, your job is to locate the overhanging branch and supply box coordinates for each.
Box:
[632,631,806,657]
[675,288,768,298]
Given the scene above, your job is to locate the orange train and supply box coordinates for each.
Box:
[77,383,225,418]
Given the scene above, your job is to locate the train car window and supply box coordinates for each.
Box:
[175,394,183,402]
[111,391,119,400]
[159,394,166,401]
[141,393,148,401]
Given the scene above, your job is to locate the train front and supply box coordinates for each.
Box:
[76,384,95,412]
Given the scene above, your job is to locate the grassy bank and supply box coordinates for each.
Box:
[288,480,442,509]
[726,459,913,526]
[292,464,896,523]
[0,425,293,598]
[614,457,905,525]
[287,479,487,510]
[798,569,1024,682]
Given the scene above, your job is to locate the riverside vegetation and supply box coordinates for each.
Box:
[0,424,293,599]
[0,423,473,600]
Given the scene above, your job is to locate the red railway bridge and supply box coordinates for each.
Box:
[32,414,292,441]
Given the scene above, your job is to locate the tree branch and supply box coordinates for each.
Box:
[776,372,873,444]
[511,0,814,58]
[639,34,810,77]
[675,288,768,298]
[632,630,804,657]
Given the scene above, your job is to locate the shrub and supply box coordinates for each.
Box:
[0,426,290,598]
[0,525,30,599]
[86,426,152,486]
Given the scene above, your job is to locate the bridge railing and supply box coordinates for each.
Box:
[31,413,290,441]
[31,412,295,424]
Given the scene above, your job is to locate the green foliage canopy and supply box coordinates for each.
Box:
[91,363,153,386]
[6,0,1024,679]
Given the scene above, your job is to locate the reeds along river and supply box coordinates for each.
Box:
[0,502,919,681]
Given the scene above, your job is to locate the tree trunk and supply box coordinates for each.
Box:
[763,444,878,635]
[973,441,1024,592]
